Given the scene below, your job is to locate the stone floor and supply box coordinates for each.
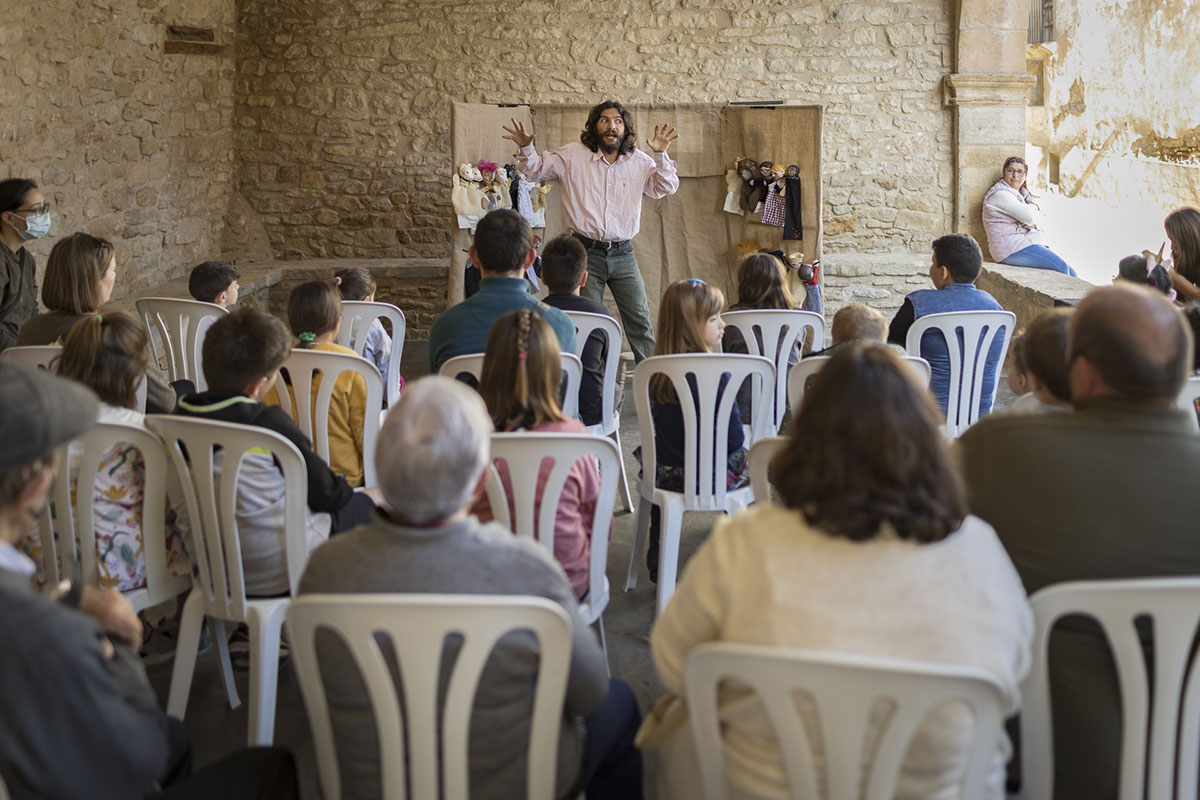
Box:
[147,341,1018,799]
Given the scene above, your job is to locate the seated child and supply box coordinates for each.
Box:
[188,261,240,307]
[268,280,370,487]
[1116,253,1175,301]
[50,311,191,591]
[1006,332,1030,397]
[539,234,621,428]
[1009,307,1073,414]
[177,306,376,596]
[469,309,603,600]
[642,278,747,581]
[333,266,404,398]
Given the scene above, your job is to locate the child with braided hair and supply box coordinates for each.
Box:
[470,308,603,600]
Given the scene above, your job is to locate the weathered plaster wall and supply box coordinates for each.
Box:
[234,0,958,262]
[1,0,236,296]
[1029,0,1200,208]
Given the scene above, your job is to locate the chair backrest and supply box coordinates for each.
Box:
[438,352,585,420]
[787,354,933,415]
[287,593,573,800]
[722,310,824,434]
[634,354,774,511]
[562,310,624,431]
[135,297,228,392]
[338,300,407,408]
[1,344,62,371]
[41,422,188,611]
[746,435,786,505]
[686,643,1006,800]
[484,432,620,612]
[905,310,1015,437]
[1020,577,1200,800]
[145,415,309,620]
[272,349,384,486]
[1176,375,1200,433]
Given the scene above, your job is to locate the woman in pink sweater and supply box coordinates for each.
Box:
[470,308,602,599]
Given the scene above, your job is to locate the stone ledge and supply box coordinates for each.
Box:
[977,262,1091,331]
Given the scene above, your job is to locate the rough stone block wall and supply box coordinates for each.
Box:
[822,253,929,322]
[234,0,955,261]
[2,0,235,296]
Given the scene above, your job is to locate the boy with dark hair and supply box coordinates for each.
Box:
[176,306,377,596]
[887,233,1006,414]
[541,233,622,427]
[188,260,240,307]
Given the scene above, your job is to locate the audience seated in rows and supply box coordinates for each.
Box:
[298,376,643,799]
[428,209,576,375]
[176,306,377,596]
[18,232,179,413]
[187,260,240,307]
[0,360,299,799]
[958,283,1200,798]
[1006,308,1072,415]
[812,302,905,357]
[469,309,604,600]
[540,233,620,427]
[888,233,1005,415]
[647,343,1032,799]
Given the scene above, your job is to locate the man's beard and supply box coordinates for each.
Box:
[601,132,622,155]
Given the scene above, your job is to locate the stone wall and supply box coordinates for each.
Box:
[2,0,236,298]
[821,253,929,322]
[234,0,957,261]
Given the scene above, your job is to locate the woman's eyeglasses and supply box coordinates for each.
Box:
[13,202,50,216]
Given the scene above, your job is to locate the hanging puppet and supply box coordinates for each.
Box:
[750,161,773,215]
[478,160,511,211]
[781,164,803,240]
[786,252,823,315]
[760,163,786,227]
[724,157,756,215]
[452,163,488,231]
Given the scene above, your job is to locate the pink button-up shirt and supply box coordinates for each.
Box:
[517,141,679,242]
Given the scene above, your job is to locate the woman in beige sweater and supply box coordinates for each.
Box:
[649,342,1033,800]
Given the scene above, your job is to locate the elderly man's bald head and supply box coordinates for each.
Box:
[1068,284,1192,403]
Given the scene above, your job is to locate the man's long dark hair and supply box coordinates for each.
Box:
[580,100,636,156]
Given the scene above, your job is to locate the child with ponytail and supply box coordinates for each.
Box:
[470,308,602,600]
[334,266,405,398]
[55,311,190,590]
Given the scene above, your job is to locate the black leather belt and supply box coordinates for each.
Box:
[572,231,630,250]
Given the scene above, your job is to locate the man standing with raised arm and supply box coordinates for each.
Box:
[504,100,679,362]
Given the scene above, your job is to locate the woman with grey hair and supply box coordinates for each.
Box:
[299,376,644,800]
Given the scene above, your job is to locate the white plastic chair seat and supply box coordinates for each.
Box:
[625,353,774,617]
[338,300,406,408]
[272,348,384,486]
[722,309,824,437]
[787,353,932,415]
[904,310,1015,437]
[1018,577,1200,800]
[146,415,312,747]
[686,643,1006,800]
[438,351,585,420]
[1176,375,1200,432]
[562,310,634,512]
[136,297,228,393]
[287,594,572,800]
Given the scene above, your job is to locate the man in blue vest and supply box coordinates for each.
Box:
[887,234,1006,415]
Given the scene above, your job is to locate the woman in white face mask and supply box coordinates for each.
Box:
[0,178,50,352]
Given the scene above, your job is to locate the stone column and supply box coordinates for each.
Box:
[947,0,1034,253]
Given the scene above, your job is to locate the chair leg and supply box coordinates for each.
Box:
[246,604,285,747]
[208,618,240,710]
[596,617,611,678]
[166,590,205,718]
[655,502,684,619]
[625,498,652,591]
[611,426,633,513]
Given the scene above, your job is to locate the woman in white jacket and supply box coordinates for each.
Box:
[982,156,1076,276]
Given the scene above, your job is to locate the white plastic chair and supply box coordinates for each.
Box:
[438,352,585,420]
[686,643,1006,800]
[904,310,1015,437]
[272,349,384,487]
[135,297,227,393]
[338,300,406,408]
[485,432,620,664]
[787,354,932,414]
[1176,375,1200,433]
[287,594,572,800]
[562,310,633,511]
[1017,577,1200,800]
[722,309,824,437]
[625,354,774,617]
[145,415,310,746]
[746,435,786,506]
[42,422,191,613]
[1,344,62,371]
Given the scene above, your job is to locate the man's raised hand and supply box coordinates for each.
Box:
[647,124,678,154]
[502,119,535,149]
